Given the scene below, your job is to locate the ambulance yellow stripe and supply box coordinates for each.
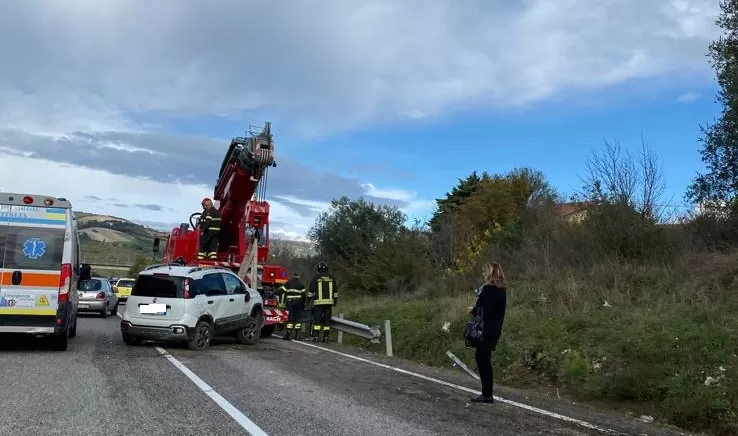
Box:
[0,308,57,315]
[45,213,66,220]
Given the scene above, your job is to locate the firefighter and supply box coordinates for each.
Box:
[197,198,221,260]
[308,262,338,342]
[279,273,307,340]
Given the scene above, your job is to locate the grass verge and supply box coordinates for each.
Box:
[340,276,738,435]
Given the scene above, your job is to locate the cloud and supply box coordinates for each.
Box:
[135,204,164,211]
[676,92,701,103]
[0,0,720,136]
[0,0,720,237]
[0,151,429,240]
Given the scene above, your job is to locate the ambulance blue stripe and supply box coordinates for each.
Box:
[0,217,66,225]
[45,207,66,214]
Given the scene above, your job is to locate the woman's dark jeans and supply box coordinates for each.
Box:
[475,343,494,397]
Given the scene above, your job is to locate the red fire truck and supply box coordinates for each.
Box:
[157,122,289,337]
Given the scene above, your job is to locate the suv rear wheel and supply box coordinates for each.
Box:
[122,334,142,346]
[188,320,213,351]
[50,330,68,351]
[236,314,261,345]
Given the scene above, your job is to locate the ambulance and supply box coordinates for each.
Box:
[0,193,80,351]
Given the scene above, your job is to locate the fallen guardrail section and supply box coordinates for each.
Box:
[331,315,381,341]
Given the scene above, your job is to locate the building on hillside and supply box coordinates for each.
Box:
[553,201,596,223]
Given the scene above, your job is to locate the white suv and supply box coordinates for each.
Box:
[119,265,264,350]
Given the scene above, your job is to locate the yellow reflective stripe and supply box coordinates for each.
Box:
[0,308,56,315]
[314,277,334,304]
[204,216,213,220]
[209,227,220,231]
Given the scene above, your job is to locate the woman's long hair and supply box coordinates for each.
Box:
[482,262,507,288]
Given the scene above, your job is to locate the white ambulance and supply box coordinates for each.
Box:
[0,193,80,351]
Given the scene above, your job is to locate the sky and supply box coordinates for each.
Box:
[0,0,724,240]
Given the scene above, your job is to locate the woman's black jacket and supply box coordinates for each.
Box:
[471,284,507,350]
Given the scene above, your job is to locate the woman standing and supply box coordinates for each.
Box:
[468,262,507,403]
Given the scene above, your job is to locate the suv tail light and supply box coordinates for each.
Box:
[95,292,105,300]
[58,263,71,303]
[183,277,192,299]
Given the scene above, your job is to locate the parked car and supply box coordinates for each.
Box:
[78,277,118,317]
[119,265,264,350]
[112,278,135,302]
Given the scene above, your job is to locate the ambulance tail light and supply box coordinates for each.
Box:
[59,263,72,303]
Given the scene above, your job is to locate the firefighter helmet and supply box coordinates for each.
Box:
[201,197,211,207]
[316,262,328,273]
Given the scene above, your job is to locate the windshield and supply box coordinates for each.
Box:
[132,274,185,298]
[80,279,103,291]
[117,279,135,288]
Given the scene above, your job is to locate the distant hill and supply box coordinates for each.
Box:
[75,212,314,272]
[74,212,167,267]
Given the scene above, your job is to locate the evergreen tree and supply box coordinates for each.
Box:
[687,0,738,206]
[428,171,488,231]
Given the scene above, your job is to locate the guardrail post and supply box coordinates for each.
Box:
[384,319,393,357]
[337,313,344,344]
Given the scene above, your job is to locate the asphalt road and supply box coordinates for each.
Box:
[0,310,689,436]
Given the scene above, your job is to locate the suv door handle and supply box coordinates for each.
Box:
[229,298,234,302]
[207,300,213,304]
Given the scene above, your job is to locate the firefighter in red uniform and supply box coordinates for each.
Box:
[197,198,222,260]
[308,262,338,342]
[278,273,307,340]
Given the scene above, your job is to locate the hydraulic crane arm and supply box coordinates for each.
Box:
[213,122,276,256]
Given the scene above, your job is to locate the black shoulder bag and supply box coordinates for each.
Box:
[464,306,484,348]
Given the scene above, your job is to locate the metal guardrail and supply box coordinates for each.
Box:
[81,254,136,266]
[330,316,382,342]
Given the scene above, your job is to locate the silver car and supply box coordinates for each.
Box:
[78,277,119,318]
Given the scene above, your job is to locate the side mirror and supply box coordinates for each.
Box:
[152,238,160,253]
[244,292,250,303]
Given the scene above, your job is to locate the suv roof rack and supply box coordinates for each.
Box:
[187,265,230,274]
[141,263,186,271]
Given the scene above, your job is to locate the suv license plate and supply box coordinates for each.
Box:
[140,304,167,315]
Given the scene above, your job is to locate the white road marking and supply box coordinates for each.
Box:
[154,346,270,436]
[115,312,269,435]
[280,337,622,435]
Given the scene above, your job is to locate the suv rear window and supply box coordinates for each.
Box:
[132,274,185,298]
[2,225,65,271]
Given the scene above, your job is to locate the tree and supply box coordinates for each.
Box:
[430,167,555,271]
[307,197,418,293]
[687,0,738,207]
[128,255,149,277]
[578,139,666,221]
[428,171,488,232]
